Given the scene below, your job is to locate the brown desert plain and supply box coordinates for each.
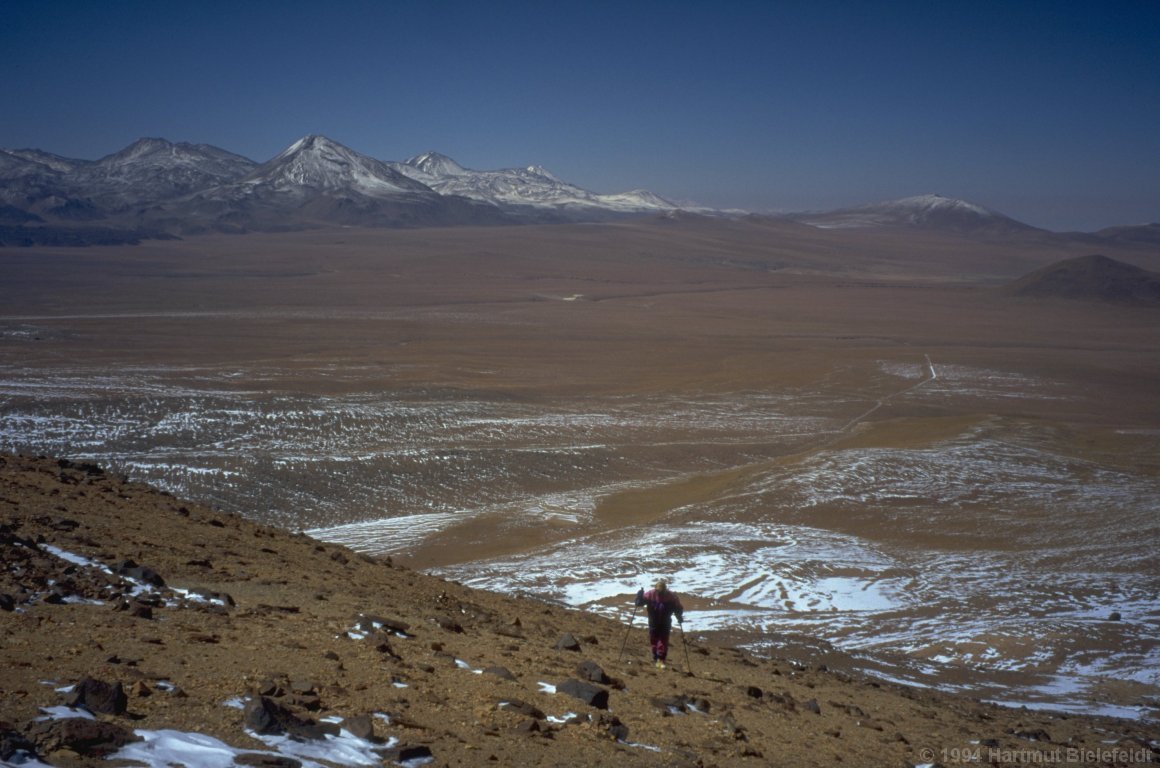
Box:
[1,216,1159,766]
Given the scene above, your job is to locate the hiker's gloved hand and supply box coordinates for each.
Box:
[636,588,644,599]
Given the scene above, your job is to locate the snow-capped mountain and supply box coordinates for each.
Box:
[2,133,705,243]
[239,135,429,197]
[406,151,470,179]
[163,136,509,232]
[0,134,683,240]
[0,150,60,185]
[0,149,91,220]
[792,194,1040,234]
[3,148,87,174]
[1,139,257,221]
[393,151,679,214]
[75,139,257,204]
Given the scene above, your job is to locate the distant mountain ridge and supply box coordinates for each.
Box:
[0,135,684,242]
[2,136,1155,245]
[165,136,506,232]
[392,151,678,214]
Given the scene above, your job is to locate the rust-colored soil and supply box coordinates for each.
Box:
[2,454,1157,767]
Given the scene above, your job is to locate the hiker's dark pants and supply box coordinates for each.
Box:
[649,626,671,660]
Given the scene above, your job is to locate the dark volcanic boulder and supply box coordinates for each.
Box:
[381,745,434,763]
[69,678,128,716]
[243,696,338,740]
[575,660,610,684]
[483,666,518,681]
[121,599,154,619]
[431,615,463,633]
[342,714,376,741]
[553,633,581,652]
[498,699,544,720]
[1,721,37,761]
[557,678,609,710]
[243,697,284,734]
[27,718,138,757]
[116,560,166,588]
[356,614,411,635]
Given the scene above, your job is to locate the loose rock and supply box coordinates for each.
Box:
[69,678,128,716]
[554,633,581,652]
[557,678,609,710]
[27,718,139,757]
[575,660,610,684]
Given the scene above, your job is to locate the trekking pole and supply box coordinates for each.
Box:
[679,617,693,676]
[617,602,640,663]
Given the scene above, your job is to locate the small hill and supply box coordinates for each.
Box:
[1,454,1156,766]
[1005,254,1160,305]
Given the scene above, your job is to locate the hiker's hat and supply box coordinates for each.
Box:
[655,579,668,591]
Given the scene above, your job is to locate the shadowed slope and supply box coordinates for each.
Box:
[1005,253,1160,305]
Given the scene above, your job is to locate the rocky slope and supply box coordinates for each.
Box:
[1,453,1157,767]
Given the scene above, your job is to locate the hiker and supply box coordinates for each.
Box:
[635,579,684,668]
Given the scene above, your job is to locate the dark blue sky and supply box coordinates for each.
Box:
[3,1,1158,231]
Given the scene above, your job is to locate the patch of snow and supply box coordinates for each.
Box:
[40,544,111,572]
[105,725,401,768]
[247,728,397,767]
[113,730,249,768]
[621,740,663,752]
[62,595,106,606]
[36,706,94,721]
[171,587,229,606]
